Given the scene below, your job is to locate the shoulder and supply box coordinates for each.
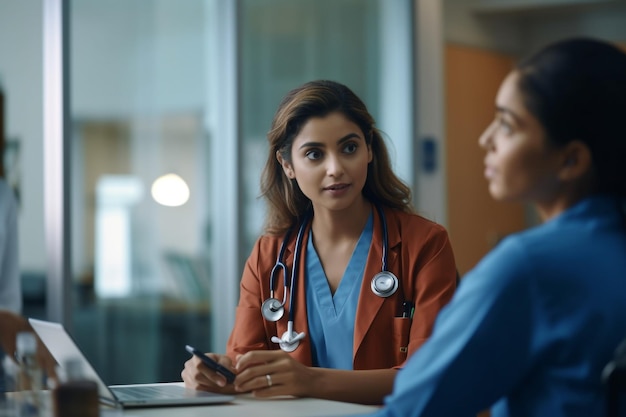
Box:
[249,233,283,256]
[462,228,543,295]
[383,207,450,242]
[245,233,288,267]
[240,234,285,287]
[474,234,529,274]
[384,207,446,229]
[255,233,284,249]
[481,214,609,287]
[485,223,559,268]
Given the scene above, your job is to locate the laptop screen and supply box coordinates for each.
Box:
[29,318,124,404]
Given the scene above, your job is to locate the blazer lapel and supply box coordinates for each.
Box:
[353,206,401,358]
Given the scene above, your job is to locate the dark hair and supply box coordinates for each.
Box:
[515,38,626,198]
[260,80,414,235]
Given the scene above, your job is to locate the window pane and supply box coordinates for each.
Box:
[69,0,213,384]
[239,0,412,252]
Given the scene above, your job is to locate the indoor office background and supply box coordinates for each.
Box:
[1,0,625,385]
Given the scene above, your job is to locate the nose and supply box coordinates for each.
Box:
[479,120,496,150]
[326,153,345,177]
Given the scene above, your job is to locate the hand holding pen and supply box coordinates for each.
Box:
[182,345,237,392]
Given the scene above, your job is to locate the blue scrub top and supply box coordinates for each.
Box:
[359,195,626,417]
[306,212,374,370]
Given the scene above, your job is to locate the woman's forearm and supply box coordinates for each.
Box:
[306,367,397,405]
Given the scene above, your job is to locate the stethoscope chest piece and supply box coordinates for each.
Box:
[273,330,303,352]
[261,298,285,322]
[271,321,306,353]
[370,271,399,298]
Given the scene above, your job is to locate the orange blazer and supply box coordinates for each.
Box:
[226,206,457,370]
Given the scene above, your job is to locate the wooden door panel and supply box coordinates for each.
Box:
[445,44,526,275]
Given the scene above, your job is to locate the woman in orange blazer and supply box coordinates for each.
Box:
[182,80,457,404]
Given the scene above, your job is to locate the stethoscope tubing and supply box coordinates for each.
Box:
[268,224,293,307]
[264,205,395,320]
[287,213,310,322]
[262,205,399,351]
[376,204,389,272]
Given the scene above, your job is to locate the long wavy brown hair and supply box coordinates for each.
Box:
[260,80,414,236]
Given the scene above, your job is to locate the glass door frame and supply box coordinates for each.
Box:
[43,0,72,328]
[43,0,243,352]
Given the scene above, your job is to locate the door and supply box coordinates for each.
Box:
[445,44,527,276]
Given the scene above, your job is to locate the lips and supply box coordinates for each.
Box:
[483,158,496,180]
[324,183,349,191]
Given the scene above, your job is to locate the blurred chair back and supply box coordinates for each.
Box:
[603,337,626,417]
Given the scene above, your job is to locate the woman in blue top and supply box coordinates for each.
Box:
[360,38,626,417]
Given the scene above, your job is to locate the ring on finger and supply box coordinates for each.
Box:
[265,374,273,387]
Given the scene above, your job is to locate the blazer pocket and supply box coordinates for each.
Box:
[393,317,411,364]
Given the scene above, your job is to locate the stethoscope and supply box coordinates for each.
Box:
[261,205,399,352]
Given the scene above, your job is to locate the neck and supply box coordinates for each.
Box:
[311,199,371,241]
[535,180,596,222]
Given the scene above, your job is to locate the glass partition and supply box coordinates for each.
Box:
[240,0,414,250]
[69,0,213,384]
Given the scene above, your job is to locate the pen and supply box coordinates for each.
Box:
[185,345,236,383]
[402,301,414,318]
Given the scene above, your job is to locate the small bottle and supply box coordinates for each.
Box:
[15,331,43,417]
[53,358,99,417]
[0,355,18,417]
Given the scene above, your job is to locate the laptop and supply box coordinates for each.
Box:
[28,318,235,408]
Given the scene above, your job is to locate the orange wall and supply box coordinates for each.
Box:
[445,44,526,275]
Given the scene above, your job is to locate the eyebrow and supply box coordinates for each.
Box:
[298,132,362,150]
[495,105,524,126]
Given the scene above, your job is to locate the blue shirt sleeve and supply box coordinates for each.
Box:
[368,237,536,417]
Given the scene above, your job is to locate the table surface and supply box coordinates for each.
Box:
[107,394,379,417]
[0,383,380,417]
